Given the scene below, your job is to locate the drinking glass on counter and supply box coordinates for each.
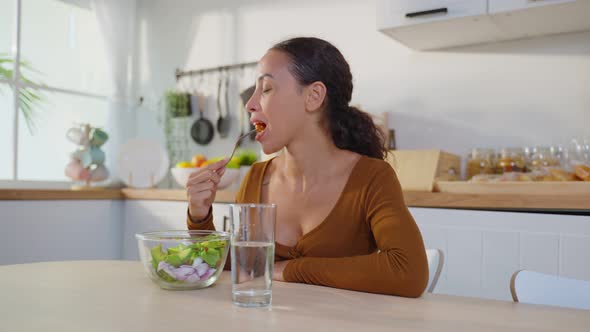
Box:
[229,203,277,307]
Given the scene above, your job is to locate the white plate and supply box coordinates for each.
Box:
[117,139,169,188]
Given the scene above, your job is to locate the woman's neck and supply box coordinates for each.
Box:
[275,125,353,191]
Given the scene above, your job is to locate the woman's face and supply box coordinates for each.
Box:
[245,50,307,155]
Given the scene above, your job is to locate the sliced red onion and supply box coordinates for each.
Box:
[157,261,174,274]
[195,262,209,277]
[173,266,197,281]
[200,268,216,280]
[185,273,201,283]
[191,257,203,267]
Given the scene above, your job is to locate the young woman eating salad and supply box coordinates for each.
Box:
[186,37,428,297]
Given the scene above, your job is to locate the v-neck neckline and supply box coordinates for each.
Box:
[255,154,365,250]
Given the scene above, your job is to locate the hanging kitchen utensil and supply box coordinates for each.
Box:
[190,94,214,145]
[239,85,256,141]
[217,70,231,138]
[215,72,223,132]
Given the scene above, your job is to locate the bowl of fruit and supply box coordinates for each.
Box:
[171,154,240,189]
[171,151,258,189]
[136,230,230,290]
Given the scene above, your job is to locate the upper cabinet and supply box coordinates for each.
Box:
[489,0,577,13]
[377,0,488,27]
[377,0,590,50]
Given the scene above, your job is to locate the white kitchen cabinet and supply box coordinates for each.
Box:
[377,0,488,28]
[377,0,499,50]
[121,201,230,260]
[488,0,590,41]
[489,0,577,13]
[377,0,590,50]
[411,207,590,300]
[121,200,189,260]
[212,203,230,231]
[0,200,123,265]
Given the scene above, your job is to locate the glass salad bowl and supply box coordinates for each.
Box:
[135,230,230,290]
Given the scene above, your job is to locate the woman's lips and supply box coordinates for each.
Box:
[255,127,267,141]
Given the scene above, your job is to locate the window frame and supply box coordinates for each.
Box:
[4,0,108,186]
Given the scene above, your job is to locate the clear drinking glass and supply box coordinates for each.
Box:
[229,203,277,307]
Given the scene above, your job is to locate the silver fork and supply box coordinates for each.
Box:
[219,128,257,169]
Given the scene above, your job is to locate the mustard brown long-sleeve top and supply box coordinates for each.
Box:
[187,155,429,297]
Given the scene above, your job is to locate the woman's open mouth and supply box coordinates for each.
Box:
[253,121,267,141]
[254,122,266,133]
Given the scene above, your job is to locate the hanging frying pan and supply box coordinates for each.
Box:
[217,72,231,138]
[190,94,214,145]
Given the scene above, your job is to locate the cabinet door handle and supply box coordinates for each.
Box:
[405,7,448,18]
[222,216,229,231]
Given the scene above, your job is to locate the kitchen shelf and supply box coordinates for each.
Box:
[2,188,589,212]
[403,191,590,212]
[435,181,590,195]
[0,189,123,200]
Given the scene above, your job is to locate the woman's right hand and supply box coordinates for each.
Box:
[187,158,228,221]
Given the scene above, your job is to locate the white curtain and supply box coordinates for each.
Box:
[91,0,137,185]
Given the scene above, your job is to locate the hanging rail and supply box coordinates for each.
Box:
[175,61,258,81]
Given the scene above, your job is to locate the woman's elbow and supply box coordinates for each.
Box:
[382,251,429,298]
[399,278,427,298]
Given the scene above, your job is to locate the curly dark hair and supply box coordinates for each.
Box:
[271,37,386,160]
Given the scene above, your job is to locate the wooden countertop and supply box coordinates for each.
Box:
[1,188,589,211]
[403,191,590,212]
[2,261,589,332]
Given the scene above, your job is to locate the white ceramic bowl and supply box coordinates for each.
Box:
[171,167,240,189]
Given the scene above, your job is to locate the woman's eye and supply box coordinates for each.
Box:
[262,87,272,94]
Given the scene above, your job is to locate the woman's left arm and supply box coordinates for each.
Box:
[280,164,429,297]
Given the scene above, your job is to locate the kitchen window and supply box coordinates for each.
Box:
[1,0,111,183]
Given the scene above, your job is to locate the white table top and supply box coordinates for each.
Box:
[1,260,588,332]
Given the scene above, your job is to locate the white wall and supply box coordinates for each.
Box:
[133,0,590,176]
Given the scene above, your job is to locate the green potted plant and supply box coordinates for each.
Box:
[0,53,44,133]
[162,91,192,172]
[165,90,191,118]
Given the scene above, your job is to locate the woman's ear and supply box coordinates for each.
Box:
[304,81,327,113]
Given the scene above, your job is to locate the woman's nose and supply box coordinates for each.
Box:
[245,94,259,113]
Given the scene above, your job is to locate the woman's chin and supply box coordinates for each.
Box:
[261,141,283,156]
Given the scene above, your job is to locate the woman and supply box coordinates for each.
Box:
[186,37,428,297]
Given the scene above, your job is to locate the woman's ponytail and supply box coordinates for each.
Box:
[327,105,386,159]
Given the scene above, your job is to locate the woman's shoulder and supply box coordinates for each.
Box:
[352,155,401,192]
[357,155,395,176]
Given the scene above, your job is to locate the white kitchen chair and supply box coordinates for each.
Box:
[510,270,590,310]
[425,249,444,293]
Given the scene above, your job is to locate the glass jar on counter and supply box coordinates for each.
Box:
[466,148,496,179]
[496,147,527,174]
[529,146,560,171]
